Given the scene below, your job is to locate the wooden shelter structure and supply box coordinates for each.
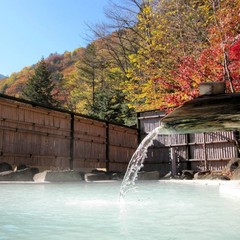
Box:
[138,93,240,176]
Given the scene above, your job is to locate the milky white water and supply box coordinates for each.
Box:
[0,181,240,240]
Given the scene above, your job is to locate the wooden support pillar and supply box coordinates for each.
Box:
[69,113,74,170]
[136,112,142,145]
[233,130,240,157]
[171,147,177,176]
[106,122,109,172]
[203,132,208,170]
[186,133,191,170]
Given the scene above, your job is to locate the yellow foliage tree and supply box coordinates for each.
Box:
[124,0,213,111]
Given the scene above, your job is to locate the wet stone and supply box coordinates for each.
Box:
[0,168,34,181]
[34,170,83,182]
[137,171,160,180]
[84,172,110,182]
[0,162,13,172]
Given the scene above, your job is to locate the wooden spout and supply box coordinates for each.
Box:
[160,93,240,134]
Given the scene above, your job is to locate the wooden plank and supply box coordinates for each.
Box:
[170,148,177,176]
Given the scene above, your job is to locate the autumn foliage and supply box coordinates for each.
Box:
[124,0,240,112]
[0,0,239,118]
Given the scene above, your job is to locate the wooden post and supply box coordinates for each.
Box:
[233,130,240,156]
[136,112,142,145]
[69,113,74,170]
[106,122,109,172]
[203,132,208,170]
[171,147,177,176]
[186,133,191,170]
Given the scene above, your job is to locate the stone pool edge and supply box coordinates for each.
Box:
[160,179,240,198]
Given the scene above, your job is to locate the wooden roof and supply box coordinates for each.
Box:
[160,93,240,134]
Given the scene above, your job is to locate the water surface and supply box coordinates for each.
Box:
[0,181,239,240]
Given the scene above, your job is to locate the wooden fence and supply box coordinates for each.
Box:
[0,94,138,172]
[138,110,239,176]
[2,95,238,175]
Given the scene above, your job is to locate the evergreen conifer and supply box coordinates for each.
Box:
[22,58,58,107]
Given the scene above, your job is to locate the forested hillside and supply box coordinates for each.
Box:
[0,0,239,122]
[0,74,6,80]
[0,48,84,105]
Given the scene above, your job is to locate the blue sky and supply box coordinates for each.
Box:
[0,0,119,76]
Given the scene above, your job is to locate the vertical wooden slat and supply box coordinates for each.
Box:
[186,134,191,170]
[203,133,208,170]
[106,122,109,171]
[170,147,177,176]
[69,113,74,170]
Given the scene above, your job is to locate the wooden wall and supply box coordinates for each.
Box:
[0,95,138,172]
[138,110,239,176]
[108,124,138,172]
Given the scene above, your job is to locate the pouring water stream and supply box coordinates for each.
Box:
[119,126,171,200]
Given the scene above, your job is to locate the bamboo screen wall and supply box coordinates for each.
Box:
[0,95,138,172]
[138,110,239,176]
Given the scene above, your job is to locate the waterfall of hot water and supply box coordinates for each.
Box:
[119,126,170,199]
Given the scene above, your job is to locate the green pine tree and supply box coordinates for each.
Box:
[22,58,58,107]
[87,89,136,126]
